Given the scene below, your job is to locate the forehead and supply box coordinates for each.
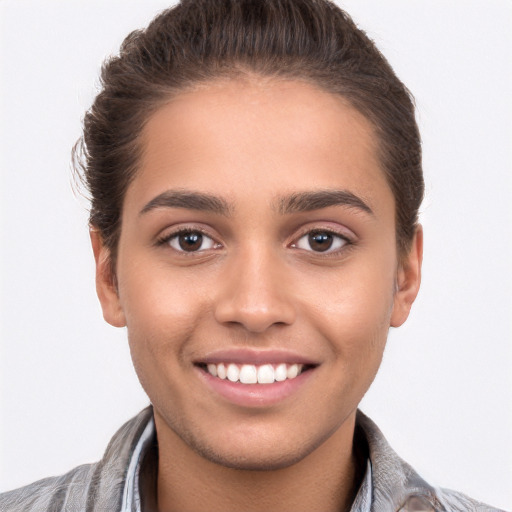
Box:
[129,78,392,216]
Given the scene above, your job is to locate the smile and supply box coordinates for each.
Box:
[195,350,318,407]
[204,362,305,384]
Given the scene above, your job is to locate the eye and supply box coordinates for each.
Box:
[293,230,348,253]
[166,230,217,252]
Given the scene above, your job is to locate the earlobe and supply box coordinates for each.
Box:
[390,225,423,328]
[90,228,126,328]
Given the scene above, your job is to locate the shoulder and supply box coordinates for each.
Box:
[0,407,153,512]
[356,411,507,512]
[434,488,506,512]
[0,464,96,512]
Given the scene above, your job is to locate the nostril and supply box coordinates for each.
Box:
[214,303,296,333]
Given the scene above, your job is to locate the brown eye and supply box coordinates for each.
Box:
[294,230,348,253]
[308,232,333,252]
[168,231,216,252]
[179,232,202,251]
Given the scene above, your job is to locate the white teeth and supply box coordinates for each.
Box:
[274,363,287,382]
[287,364,299,379]
[227,363,240,382]
[205,362,305,384]
[239,365,258,384]
[257,364,274,384]
[217,363,227,380]
[207,364,217,377]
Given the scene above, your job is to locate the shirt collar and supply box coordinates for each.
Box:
[121,414,372,512]
[121,416,155,512]
[351,459,373,512]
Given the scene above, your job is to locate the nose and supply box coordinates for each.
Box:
[214,248,296,333]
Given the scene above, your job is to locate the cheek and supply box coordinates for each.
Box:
[118,255,213,325]
[299,253,397,356]
[117,259,216,373]
[121,273,205,407]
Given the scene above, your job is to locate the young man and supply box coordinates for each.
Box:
[0,1,509,511]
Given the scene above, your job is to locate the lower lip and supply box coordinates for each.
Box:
[195,366,315,408]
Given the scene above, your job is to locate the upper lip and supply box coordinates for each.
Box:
[196,348,319,366]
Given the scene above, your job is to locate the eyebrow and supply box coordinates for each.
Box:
[277,189,373,215]
[140,190,232,216]
[139,188,372,217]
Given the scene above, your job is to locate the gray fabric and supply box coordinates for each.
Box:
[0,407,505,512]
[121,416,155,512]
[0,408,152,512]
[119,417,371,512]
[351,459,372,512]
[355,412,505,512]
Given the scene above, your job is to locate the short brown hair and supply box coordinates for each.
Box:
[75,0,423,267]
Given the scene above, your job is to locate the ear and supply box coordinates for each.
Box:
[390,225,423,328]
[90,228,126,328]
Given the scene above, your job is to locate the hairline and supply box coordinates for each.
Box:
[91,69,412,275]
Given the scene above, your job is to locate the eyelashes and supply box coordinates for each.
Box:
[157,228,220,253]
[169,231,216,252]
[291,230,350,254]
[157,225,354,257]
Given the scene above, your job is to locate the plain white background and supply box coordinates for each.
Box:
[0,0,511,509]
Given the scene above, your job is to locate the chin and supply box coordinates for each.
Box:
[192,443,311,472]
[181,421,334,473]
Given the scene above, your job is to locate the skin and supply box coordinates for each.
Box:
[92,78,422,512]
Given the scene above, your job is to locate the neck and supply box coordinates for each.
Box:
[153,412,364,512]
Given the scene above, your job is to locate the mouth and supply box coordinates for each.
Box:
[196,362,315,384]
[194,350,319,407]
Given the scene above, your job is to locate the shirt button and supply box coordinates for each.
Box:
[398,494,436,512]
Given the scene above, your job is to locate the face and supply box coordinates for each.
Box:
[93,78,421,470]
